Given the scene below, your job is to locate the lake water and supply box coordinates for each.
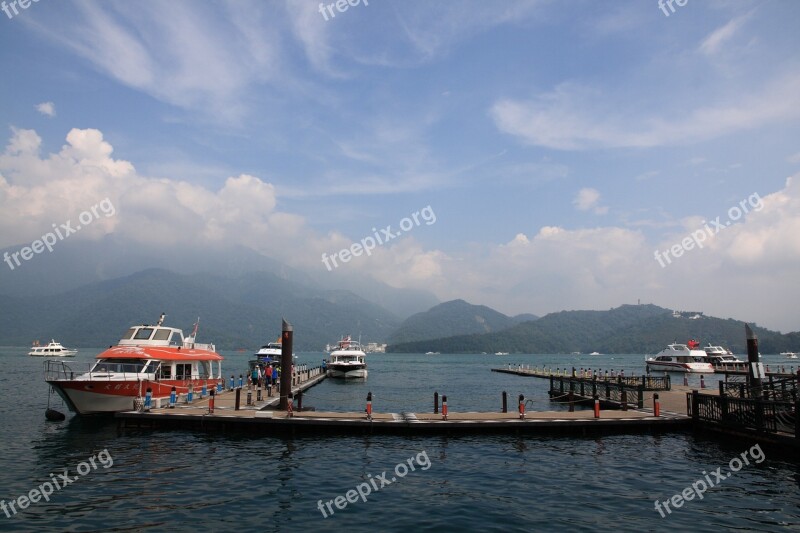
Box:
[1,348,798,532]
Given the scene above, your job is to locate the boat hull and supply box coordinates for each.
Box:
[326,367,368,379]
[646,361,713,373]
[47,378,221,415]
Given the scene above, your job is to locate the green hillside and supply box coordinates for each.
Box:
[387,299,535,345]
[387,304,798,354]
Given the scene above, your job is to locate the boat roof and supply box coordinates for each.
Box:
[96,346,223,361]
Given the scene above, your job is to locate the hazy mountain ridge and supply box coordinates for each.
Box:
[387,304,799,354]
[387,299,539,345]
[0,268,401,350]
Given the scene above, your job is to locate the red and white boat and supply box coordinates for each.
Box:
[646,340,714,373]
[44,315,224,415]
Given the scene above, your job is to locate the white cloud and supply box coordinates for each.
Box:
[573,187,608,214]
[699,13,752,56]
[36,102,56,117]
[490,73,800,150]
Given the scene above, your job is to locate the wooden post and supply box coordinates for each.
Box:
[297,389,303,411]
[502,391,507,413]
[745,323,763,398]
[691,390,699,421]
[568,391,574,412]
[621,388,628,411]
[235,388,241,411]
[434,391,439,414]
[279,319,293,411]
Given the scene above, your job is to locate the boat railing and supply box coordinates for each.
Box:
[182,342,216,352]
[44,360,149,382]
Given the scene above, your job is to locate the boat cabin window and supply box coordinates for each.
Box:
[159,364,172,379]
[134,328,155,340]
[175,363,192,380]
[169,331,183,345]
[152,329,171,341]
[146,361,160,374]
[120,328,137,340]
[198,361,210,379]
[92,358,149,373]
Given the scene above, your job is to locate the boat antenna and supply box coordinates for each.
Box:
[157,312,166,326]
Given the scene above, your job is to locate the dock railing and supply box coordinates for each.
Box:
[549,374,670,410]
[689,390,798,437]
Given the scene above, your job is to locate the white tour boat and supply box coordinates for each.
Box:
[646,340,714,373]
[780,352,798,359]
[28,340,77,357]
[326,336,368,379]
[44,314,224,415]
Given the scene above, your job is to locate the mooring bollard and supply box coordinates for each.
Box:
[239,374,244,389]
[568,390,574,412]
[235,388,241,411]
[434,392,439,414]
[366,391,372,420]
[442,395,448,421]
[217,379,223,393]
[257,386,262,402]
[169,386,176,408]
[594,394,600,418]
[144,387,152,412]
[518,394,525,419]
[201,382,207,398]
[654,393,660,417]
[208,389,215,414]
[502,391,507,413]
[188,383,194,403]
[700,375,706,389]
[230,375,235,390]
[246,389,252,406]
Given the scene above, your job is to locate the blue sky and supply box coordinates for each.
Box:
[1,0,799,331]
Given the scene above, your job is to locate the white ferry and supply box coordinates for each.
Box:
[28,340,77,357]
[646,340,714,373]
[326,336,368,379]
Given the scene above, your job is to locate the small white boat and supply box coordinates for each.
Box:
[28,340,77,357]
[646,340,714,373]
[494,351,509,356]
[589,351,601,356]
[425,351,440,355]
[326,336,367,379]
[781,352,798,359]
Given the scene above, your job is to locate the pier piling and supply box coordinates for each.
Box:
[279,319,294,411]
[502,391,507,413]
[434,392,439,414]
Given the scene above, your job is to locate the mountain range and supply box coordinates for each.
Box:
[388,304,800,355]
[1,259,797,354]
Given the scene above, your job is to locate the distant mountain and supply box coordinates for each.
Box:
[387,304,799,354]
[387,299,536,345]
[0,268,400,350]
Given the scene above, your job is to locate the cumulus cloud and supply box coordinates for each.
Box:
[36,102,56,117]
[573,187,608,214]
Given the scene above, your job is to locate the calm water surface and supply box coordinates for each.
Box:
[1,349,798,532]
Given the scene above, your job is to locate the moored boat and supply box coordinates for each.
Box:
[326,336,367,379]
[28,340,77,357]
[780,352,798,359]
[44,314,223,415]
[646,340,714,373]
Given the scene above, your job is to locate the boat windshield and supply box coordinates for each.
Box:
[91,359,150,374]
